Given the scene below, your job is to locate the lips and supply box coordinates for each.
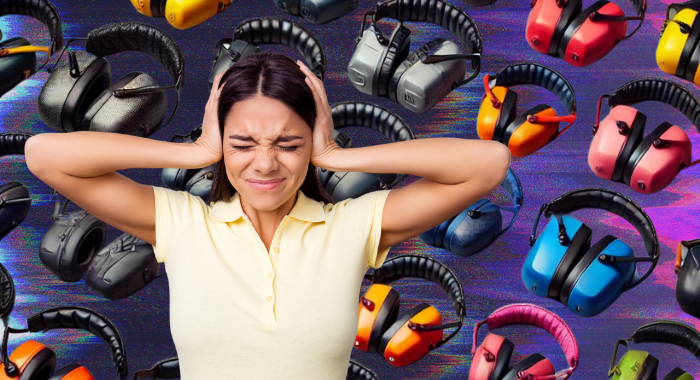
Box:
[246,178,285,191]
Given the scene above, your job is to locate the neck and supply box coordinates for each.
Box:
[240,191,298,232]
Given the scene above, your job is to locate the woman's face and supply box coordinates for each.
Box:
[222,94,312,212]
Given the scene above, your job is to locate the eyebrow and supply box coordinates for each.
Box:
[228,134,304,143]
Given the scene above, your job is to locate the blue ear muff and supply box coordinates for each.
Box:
[419,168,523,257]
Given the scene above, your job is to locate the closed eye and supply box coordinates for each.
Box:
[279,146,299,152]
[230,145,254,151]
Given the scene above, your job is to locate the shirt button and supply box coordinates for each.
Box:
[267,273,273,278]
[267,296,273,301]
[283,221,288,226]
[273,247,279,253]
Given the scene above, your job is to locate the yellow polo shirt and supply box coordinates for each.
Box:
[151,186,391,380]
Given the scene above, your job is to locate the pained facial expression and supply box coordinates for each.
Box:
[223,94,312,212]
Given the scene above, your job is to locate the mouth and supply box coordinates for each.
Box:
[246,178,285,191]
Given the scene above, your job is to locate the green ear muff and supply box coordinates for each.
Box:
[664,367,694,380]
[611,349,658,380]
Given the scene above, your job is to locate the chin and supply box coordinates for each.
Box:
[239,182,298,211]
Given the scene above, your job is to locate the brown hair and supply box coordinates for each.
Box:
[208,52,333,205]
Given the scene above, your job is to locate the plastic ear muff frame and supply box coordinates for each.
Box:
[356,254,466,367]
[609,321,700,380]
[130,0,236,29]
[589,78,699,194]
[674,239,700,319]
[419,167,523,257]
[0,182,31,242]
[526,0,646,67]
[657,0,700,86]
[478,63,577,157]
[0,0,63,98]
[272,0,359,24]
[161,125,217,203]
[523,188,660,317]
[469,303,579,380]
[0,306,129,380]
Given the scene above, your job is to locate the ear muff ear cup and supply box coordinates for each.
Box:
[3,340,57,380]
[161,167,200,191]
[547,222,592,301]
[49,363,94,380]
[82,72,166,136]
[657,9,700,80]
[664,367,693,380]
[613,350,658,380]
[676,245,700,318]
[526,0,582,55]
[503,104,559,158]
[549,0,583,55]
[468,334,514,380]
[588,105,646,182]
[356,284,400,352]
[185,163,216,204]
[39,210,108,282]
[378,303,443,367]
[482,88,518,143]
[324,171,397,202]
[558,0,627,66]
[375,25,411,98]
[151,0,167,17]
[0,37,37,97]
[502,354,555,380]
[0,181,31,241]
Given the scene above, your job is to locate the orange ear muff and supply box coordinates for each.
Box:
[48,363,94,380]
[356,284,400,352]
[504,104,559,157]
[378,303,443,367]
[478,87,517,142]
[0,341,57,380]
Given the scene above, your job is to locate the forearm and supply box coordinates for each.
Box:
[321,138,511,185]
[25,131,209,179]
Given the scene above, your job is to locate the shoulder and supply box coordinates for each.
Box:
[324,190,391,225]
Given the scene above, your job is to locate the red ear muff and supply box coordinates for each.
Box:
[502,354,556,380]
[503,104,559,157]
[589,105,646,181]
[623,122,692,194]
[527,0,583,55]
[558,0,627,66]
[378,303,443,367]
[468,334,514,380]
[356,284,400,352]
[0,341,57,380]
[478,87,517,142]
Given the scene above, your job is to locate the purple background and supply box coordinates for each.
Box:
[1,0,699,378]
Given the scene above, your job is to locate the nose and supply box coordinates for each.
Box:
[252,146,279,174]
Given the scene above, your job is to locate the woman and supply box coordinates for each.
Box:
[25,53,511,379]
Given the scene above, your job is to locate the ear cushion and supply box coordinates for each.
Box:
[0,181,31,241]
[491,89,519,143]
[379,303,443,367]
[559,1,627,66]
[622,122,674,185]
[49,363,94,380]
[150,0,166,18]
[468,334,514,380]
[502,354,555,380]
[503,104,558,157]
[547,0,583,56]
[356,284,400,353]
[559,235,616,305]
[0,262,14,319]
[376,24,411,98]
[7,340,57,380]
[612,107,646,182]
[0,37,36,97]
[546,223,592,301]
[83,72,166,137]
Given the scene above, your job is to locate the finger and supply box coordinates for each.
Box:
[305,77,323,108]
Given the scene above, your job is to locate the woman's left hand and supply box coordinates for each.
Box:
[297,60,341,169]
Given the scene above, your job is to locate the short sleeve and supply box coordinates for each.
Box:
[152,186,199,263]
[340,190,391,269]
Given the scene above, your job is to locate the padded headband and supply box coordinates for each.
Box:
[629,321,700,359]
[373,0,482,54]
[85,22,184,89]
[489,63,577,115]
[331,101,415,143]
[473,303,579,372]
[0,0,63,53]
[366,254,465,316]
[233,17,326,80]
[348,360,379,380]
[0,262,14,320]
[26,306,128,379]
[0,133,32,156]
[608,78,700,131]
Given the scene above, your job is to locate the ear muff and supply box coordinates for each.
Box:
[162,168,200,191]
[273,0,359,24]
[347,360,379,380]
[39,200,108,283]
[658,9,700,78]
[356,284,400,353]
[558,0,627,67]
[0,340,57,380]
[612,350,659,380]
[480,87,518,143]
[275,0,301,15]
[526,0,582,55]
[502,353,555,380]
[375,24,411,98]
[664,367,693,380]
[467,334,514,380]
[131,0,233,29]
[378,303,443,367]
[48,363,94,380]
[676,241,700,318]
[502,104,559,158]
[546,222,592,301]
[622,122,692,194]
[589,105,646,182]
[0,182,31,241]
[0,37,37,97]
[185,163,216,204]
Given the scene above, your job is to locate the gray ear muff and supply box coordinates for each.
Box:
[0,37,36,97]
[83,72,166,136]
[162,168,201,191]
[274,0,302,15]
[185,163,217,204]
[327,171,396,202]
[208,38,261,90]
[85,232,160,300]
[38,51,108,133]
[39,201,107,282]
[0,181,31,241]
[375,24,411,98]
[348,25,385,96]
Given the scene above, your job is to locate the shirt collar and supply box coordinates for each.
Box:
[209,190,326,223]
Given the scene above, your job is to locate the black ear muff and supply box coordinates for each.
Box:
[185,163,216,204]
[491,90,518,143]
[612,110,646,182]
[547,223,592,301]
[375,24,411,97]
[60,53,112,133]
[677,246,700,318]
[162,168,200,191]
[664,367,690,380]
[0,181,31,241]
[548,0,583,56]
[560,235,616,306]
[327,171,396,202]
[0,262,14,319]
[0,37,37,97]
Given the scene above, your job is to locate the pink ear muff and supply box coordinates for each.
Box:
[589,105,642,180]
[562,2,627,66]
[468,334,513,380]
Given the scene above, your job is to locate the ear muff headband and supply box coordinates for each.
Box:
[2,306,128,379]
[496,168,524,236]
[609,321,700,377]
[365,254,465,350]
[530,188,660,291]
[347,360,380,380]
[0,263,14,322]
[373,0,483,54]
[233,17,326,80]
[605,78,700,131]
[0,0,63,54]
[472,303,579,379]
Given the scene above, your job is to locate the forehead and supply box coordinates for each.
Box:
[223,95,310,139]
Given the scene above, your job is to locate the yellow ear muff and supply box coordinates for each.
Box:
[477,86,511,141]
[130,0,154,17]
[657,8,698,76]
[165,0,231,30]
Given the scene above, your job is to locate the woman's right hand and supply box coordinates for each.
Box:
[192,73,225,167]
